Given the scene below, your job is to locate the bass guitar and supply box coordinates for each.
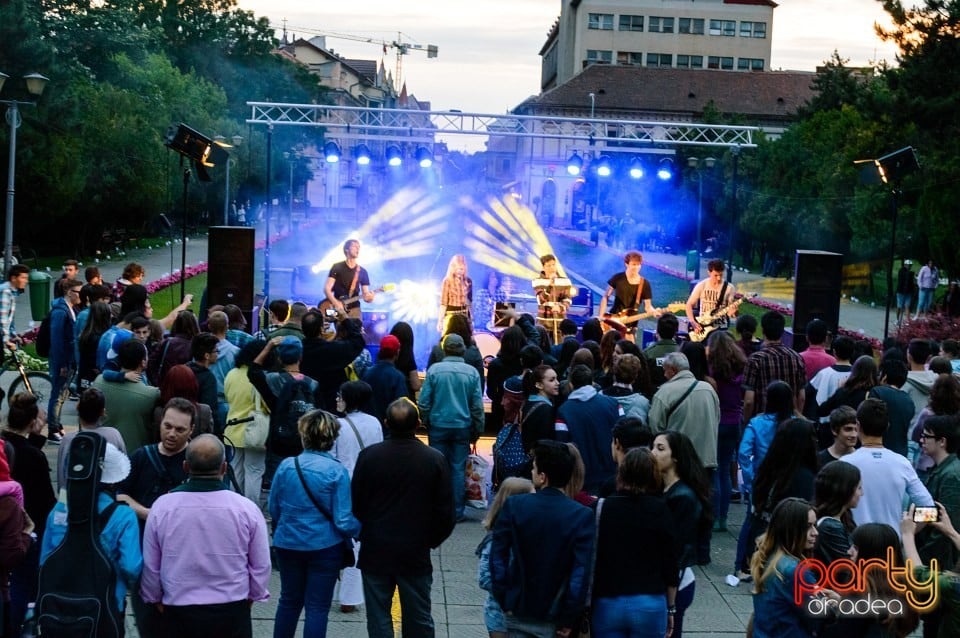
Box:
[319,283,395,319]
[688,293,757,343]
[601,302,687,338]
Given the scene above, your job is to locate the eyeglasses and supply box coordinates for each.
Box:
[920,433,939,440]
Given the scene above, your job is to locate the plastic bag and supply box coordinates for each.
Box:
[465,449,489,509]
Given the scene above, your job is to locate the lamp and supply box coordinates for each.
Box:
[354,144,372,166]
[386,145,403,167]
[657,158,674,181]
[688,156,717,280]
[566,151,583,176]
[1,71,50,274]
[323,141,341,163]
[415,146,433,168]
[629,158,644,179]
[596,155,612,178]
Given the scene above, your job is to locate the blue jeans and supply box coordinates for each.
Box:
[735,500,754,572]
[712,423,739,522]
[362,570,434,638]
[592,593,666,638]
[918,288,935,313]
[274,546,341,638]
[674,581,696,638]
[428,427,471,519]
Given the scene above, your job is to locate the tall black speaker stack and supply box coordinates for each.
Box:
[207,226,255,318]
[792,250,843,352]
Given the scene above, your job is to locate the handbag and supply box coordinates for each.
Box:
[245,390,270,448]
[293,457,355,569]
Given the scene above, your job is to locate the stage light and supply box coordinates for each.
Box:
[354,144,371,166]
[323,141,341,163]
[629,158,644,179]
[566,152,583,176]
[415,146,433,168]
[657,158,674,181]
[386,145,403,167]
[596,156,612,177]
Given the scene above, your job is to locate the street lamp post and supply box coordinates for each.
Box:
[688,156,716,280]
[283,151,297,230]
[221,134,243,225]
[1,72,48,275]
[726,146,741,284]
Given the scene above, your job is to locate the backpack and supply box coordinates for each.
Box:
[36,431,125,637]
[35,312,53,358]
[269,374,316,457]
[492,422,528,491]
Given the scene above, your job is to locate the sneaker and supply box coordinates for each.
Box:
[736,570,753,583]
[340,605,358,613]
[47,432,63,445]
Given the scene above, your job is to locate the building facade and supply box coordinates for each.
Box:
[541,0,777,90]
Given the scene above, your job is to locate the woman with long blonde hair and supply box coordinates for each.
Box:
[438,254,473,332]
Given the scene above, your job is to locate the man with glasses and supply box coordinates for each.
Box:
[46,278,84,442]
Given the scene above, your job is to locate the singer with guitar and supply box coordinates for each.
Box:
[686,259,737,339]
[324,239,375,320]
[598,251,660,336]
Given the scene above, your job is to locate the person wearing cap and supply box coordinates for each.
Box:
[897,259,915,324]
[248,335,319,483]
[417,333,484,522]
[40,439,143,622]
[361,335,409,425]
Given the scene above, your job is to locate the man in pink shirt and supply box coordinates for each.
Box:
[141,434,271,637]
[799,318,836,382]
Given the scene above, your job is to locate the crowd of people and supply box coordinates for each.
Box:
[2,241,960,638]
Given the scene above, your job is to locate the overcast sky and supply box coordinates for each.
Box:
[236,0,897,150]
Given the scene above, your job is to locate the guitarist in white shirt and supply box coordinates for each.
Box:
[324,239,375,319]
[599,251,660,335]
[686,259,737,338]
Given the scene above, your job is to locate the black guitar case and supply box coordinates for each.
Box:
[35,431,122,637]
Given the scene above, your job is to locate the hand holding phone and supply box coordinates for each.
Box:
[914,506,940,523]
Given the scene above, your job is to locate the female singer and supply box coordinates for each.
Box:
[438,254,473,332]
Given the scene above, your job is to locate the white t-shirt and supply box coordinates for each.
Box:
[332,411,384,478]
[811,365,852,423]
[687,279,736,319]
[841,446,933,535]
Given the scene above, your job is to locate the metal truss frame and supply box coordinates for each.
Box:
[247,102,758,149]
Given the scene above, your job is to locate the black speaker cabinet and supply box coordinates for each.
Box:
[793,250,843,350]
[207,226,255,313]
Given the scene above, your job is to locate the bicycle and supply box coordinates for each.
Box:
[0,347,60,419]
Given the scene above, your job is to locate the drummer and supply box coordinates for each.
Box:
[533,254,572,341]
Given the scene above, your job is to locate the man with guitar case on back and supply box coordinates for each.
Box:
[37,432,142,637]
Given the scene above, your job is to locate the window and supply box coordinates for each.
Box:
[617,51,644,65]
[586,49,613,64]
[646,53,673,68]
[677,54,704,69]
[709,19,736,36]
[619,14,644,31]
[679,18,705,35]
[708,56,734,70]
[737,57,765,71]
[740,21,767,38]
[588,13,614,30]
[648,16,675,33]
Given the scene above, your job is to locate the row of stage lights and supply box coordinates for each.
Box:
[322,142,435,168]
[566,152,676,181]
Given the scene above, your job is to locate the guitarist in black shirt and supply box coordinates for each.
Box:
[324,239,375,319]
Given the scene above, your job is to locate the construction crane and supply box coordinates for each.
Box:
[281,24,438,91]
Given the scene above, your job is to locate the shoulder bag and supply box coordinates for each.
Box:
[293,457,355,569]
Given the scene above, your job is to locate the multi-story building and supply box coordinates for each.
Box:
[541,0,776,90]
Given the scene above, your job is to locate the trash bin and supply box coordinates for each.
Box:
[686,249,699,274]
[28,270,51,321]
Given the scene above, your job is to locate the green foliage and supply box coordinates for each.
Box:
[1,0,321,258]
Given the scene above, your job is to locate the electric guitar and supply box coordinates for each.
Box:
[601,302,687,336]
[688,293,757,342]
[319,283,396,319]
